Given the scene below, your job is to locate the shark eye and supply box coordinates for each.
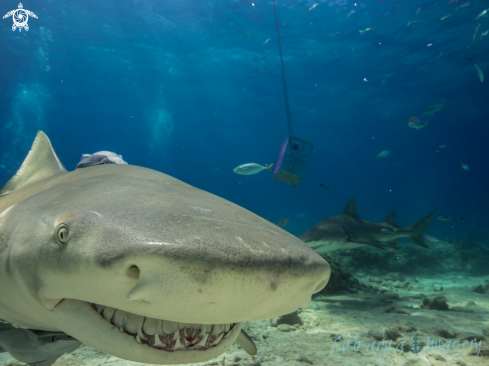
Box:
[56,224,70,245]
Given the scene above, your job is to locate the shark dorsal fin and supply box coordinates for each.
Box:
[383,211,399,227]
[0,131,67,196]
[342,198,360,219]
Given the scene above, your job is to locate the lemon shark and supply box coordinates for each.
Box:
[300,198,435,253]
[0,132,330,365]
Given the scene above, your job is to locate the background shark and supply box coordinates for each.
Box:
[299,198,435,253]
[0,132,330,365]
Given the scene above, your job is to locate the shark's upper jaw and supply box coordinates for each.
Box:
[51,299,243,364]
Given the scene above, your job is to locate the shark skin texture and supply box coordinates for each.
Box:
[0,131,330,365]
[300,198,436,253]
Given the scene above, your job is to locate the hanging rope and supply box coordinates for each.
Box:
[272,0,293,137]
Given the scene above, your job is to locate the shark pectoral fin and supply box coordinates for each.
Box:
[306,242,324,250]
[411,236,430,249]
[350,239,399,250]
[235,329,257,355]
[0,131,67,196]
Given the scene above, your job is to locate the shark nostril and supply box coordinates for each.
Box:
[126,265,140,280]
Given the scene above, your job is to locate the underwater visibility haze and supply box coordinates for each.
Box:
[1,0,489,365]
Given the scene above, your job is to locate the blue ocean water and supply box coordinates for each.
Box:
[1,0,487,243]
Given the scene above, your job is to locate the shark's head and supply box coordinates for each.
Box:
[0,132,330,364]
[299,220,350,253]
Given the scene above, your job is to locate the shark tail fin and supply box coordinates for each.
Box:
[407,209,437,249]
[266,162,275,174]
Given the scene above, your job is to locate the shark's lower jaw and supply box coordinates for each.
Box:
[51,299,243,364]
[90,302,237,352]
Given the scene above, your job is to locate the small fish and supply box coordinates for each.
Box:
[438,216,464,221]
[476,8,488,20]
[376,150,390,158]
[233,162,274,175]
[347,10,356,18]
[481,30,489,39]
[330,32,341,37]
[416,7,422,15]
[304,3,318,14]
[381,73,393,84]
[461,162,470,171]
[274,218,290,228]
[468,57,484,82]
[472,24,481,42]
[406,116,429,130]
[422,104,444,115]
[262,38,270,46]
[359,27,375,34]
[440,14,452,21]
[456,3,471,10]
[318,183,337,193]
[422,234,442,244]
[407,20,421,26]
[237,28,250,35]
[437,51,444,58]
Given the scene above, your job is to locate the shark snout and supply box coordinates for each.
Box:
[97,238,330,324]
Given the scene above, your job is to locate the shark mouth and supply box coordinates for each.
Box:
[89,302,237,352]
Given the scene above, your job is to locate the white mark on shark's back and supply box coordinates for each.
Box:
[189,206,213,214]
[105,189,127,195]
[89,211,103,217]
[236,236,258,252]
[145,242,171,245]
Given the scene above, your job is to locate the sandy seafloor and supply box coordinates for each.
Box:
[2,269,488,366]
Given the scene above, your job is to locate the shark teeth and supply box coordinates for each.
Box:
[89,303,236,352]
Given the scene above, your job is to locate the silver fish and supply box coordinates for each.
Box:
[422,104,444,115]
[438,215,464,221]
[468,57,484,82]
[476,8,488,20]
[376,150,390,158]
[233,162,274,175]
